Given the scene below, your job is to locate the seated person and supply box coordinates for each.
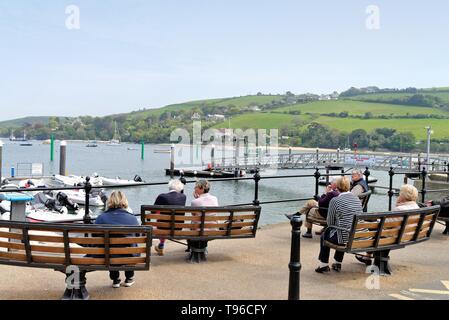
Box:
[286,178,339,239]
[355,184,420,265]
[316,177,363,273]
[350,169,369,197]
[426,196,449,234]
[191,179,219,207]
[95,191,140,289]
[153,179,187,256]
[190,179,219,253]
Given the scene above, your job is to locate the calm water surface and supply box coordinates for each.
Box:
[1,139,409,226]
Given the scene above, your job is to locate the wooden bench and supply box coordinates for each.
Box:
[0,220,152,300]
[435,200,449,235]
[324,205,440,275]
[141,205,261,263]
[306,191,372,227]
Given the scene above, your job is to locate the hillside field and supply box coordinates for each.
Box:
[213,99,449,140]
[274,100,449,116]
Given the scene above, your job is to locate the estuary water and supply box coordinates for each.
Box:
[0,139,409,226]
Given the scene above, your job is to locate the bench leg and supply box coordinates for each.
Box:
[62,271,90,300]
[373,251,392,276]
[187,240,208,263]
[443,222,449,235]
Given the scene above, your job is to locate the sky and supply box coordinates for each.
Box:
[1,0,449,121]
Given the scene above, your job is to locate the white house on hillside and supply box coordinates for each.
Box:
[206,114,226,121]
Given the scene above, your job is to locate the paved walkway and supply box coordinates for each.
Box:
[0,222,447,300]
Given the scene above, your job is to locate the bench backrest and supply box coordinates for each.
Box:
[0,221,152,272]
[141,205,261,241]
[346,205,440,252]
[359,190,372,213]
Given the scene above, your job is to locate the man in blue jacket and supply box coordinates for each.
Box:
[153,179,187,256]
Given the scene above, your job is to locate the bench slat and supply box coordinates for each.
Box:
[109,237,147,245]
[0,251,27,262]
[69,237,105,245]
[153,228,255,237]
[110,257,146,265]
[0,231,23,241]
[145,214,202,221]
[29,235,64,243]
[32,255,66,264]
[0,241,25,251]
[69,257,146,265]
[145,214,257,222]
[147,221,256,229]
[31,245,65,254]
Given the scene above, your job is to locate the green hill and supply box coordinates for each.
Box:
[0,116,53,128]
[122,95,285,120]
[3,88,449,151]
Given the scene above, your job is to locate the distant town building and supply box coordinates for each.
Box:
[248,106,261,112]
[206,114,226,121]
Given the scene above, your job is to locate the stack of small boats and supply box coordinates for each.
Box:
[0,173,144,223]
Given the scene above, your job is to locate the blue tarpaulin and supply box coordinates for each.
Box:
[0,193,33,202]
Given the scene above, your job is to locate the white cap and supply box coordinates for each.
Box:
[60,141,67,146]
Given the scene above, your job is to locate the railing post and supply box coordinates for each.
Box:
[288,215,302,300]
[418,153,422,171]
[447,162,449,182]
[84,177,92,224]
[314,168,321,201]
[170,144,175,179]
[253,169,261,206]
[421,167,427,204]
[388,167,395,211]
[211,144,215,169]
[59,141,67,176]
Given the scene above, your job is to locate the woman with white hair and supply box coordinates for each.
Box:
[395,184,420,211]
[153,179,187,256]
[355,184,420,266]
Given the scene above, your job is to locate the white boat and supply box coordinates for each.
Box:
[86,140,98,147]
[154,149,171,154]
[1,207,88,223]
[107,139,121,146]
[63,189,105,207]
[107,122,122,146]
[100,175,143,186]
[27,208,87,223]
[46,175,103,188]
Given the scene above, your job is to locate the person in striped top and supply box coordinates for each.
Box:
[316,176,363,273]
